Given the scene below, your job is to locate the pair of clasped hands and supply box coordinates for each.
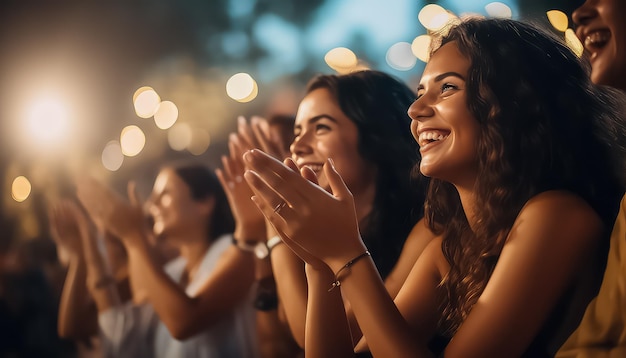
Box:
[242,149,368,275]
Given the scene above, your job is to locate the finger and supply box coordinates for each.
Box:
[301,166,319,186]
[243,150,311,204]
[324,158,352,199]
[238,116,262,149]
[251,118,280,157]
[221,155,236,182]
[283,158,299,173]
[244,170,296,221]
[249,193,288,232]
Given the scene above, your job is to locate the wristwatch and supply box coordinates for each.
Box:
[232,236,282,259]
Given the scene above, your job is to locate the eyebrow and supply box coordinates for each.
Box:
[294,114,338,129]
[418,71,466,90]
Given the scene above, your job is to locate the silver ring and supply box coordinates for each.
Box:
[273,201,287,213]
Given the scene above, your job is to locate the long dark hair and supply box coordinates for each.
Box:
[424,18,626,335]
[306,70,426,279]
[173,164,234,241]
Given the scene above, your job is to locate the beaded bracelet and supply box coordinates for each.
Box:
[328,250,371,292]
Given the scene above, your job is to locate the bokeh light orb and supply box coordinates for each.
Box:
[485,2,512,19]
[102,140,124,171]
[12,176,32,202]
[324,47,358,74]
[386,42,417,71]
[188,129,211,155]
[547,10,568,32]
[418,4,449,31]
[226,73,258,103]
[25,95,70,145]
[120,125,146,157]
[565,28,584,57]
[133,87,161,118]
[154,100,179,129]
[411,35,432,63]
[168,122,193,151]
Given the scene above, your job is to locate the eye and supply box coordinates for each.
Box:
[315,123,331,134]
[441,83,458,93]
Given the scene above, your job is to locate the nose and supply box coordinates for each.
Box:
[407,96,434,122]
[572,0,597,29]
[289,130,313,158]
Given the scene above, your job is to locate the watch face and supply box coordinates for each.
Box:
[254,242,269,259]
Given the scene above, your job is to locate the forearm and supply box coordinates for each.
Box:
[125,239,202,338]
[335,256,431,358]
[78,231,122,312]
[305,264,355,358]
[58,256,97,338]
[271,244,309,347]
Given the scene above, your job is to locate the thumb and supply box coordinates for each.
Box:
[324,158,351,199]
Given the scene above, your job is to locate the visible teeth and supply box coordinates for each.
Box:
[585,31,610,48]
[304,164,322,171]
[418,131,448,146]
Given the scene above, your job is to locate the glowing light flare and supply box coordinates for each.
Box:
[386,42,417,71]
[168,123,192,151]
[188,129,211,155]
[547,10,568,32]
[154,101,179,129]
[324,47,358,74]
[12,176,32,202]
[25,94,71,144]
[412,35,432,63]
[226,73,259,103]
[565,28,584,57]
[418,4,451,31]
[485,2,512,19]
[102,140,124,171]
[133,87,161,118]
[120,125,146,157]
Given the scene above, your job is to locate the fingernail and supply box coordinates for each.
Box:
[238,116,246,125]
[328,158,335,168]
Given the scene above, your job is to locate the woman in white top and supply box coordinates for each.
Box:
[74,163,258,358]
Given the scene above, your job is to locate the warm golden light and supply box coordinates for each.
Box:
[120,125,146,157]
[324,47,358,74]
[418,4,450,31]
[188,128,211,155]
[565,28,584,57]
[411,35,432,63]
[102,140,124,171]
[154,100,179,129]
[25,94,70,145]
[168,122,192,151]
[226,73,258,103]
[485,2,512,19]
[133,87,161,118]
[12,176,32,202]
[386,42,417,71]
[547,10,568,32]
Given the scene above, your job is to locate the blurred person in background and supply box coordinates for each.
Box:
[557,0,626,356]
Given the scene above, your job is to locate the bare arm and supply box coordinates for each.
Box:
[125,237,255,340]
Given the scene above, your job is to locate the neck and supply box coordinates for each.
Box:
[352,179,377,224]
[171,228,212,285]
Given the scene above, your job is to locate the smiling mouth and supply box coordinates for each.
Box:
[418,130,450,148]
[302,163,323,172]
[584,30,611,51]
